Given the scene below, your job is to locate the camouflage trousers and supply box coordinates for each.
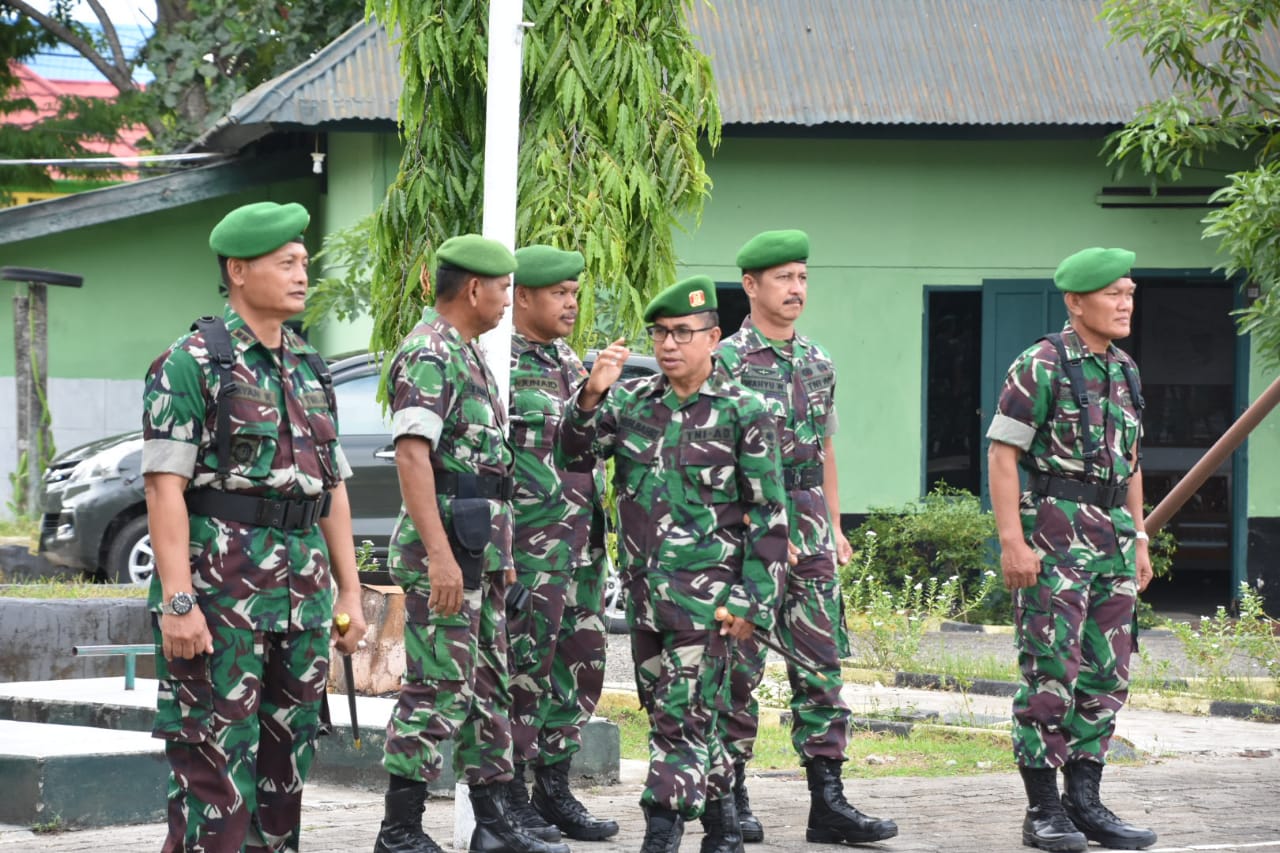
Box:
[1012,554,1137,768]
[723,550,851,763]
[152,622,330,853]
[383,567,514,787]
[633,626,732,819]
[508,558,608,767]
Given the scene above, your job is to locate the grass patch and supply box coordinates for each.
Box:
[906,651,1018,683]
[0,577,147,599]
[0,516,38,540]
[594,690,1017,778]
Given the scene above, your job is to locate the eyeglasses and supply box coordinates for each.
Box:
[645,324,716,344]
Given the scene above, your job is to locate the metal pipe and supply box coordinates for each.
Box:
[1145,373,1280,535]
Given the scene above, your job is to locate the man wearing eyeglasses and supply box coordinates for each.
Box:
[716,229,898,845]
[555,276,788,853]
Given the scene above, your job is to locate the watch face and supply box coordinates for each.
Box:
[169,592,195,615]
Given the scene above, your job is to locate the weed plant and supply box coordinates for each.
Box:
[1170,582,1280,700]
[842,529,1001,672]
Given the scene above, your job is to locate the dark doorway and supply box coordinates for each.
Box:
[1124,280,1238,613]
[924,289,983,494]
[715,281,750,336]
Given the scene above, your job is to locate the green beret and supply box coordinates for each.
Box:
[514,245,585,287]
[1054,247,1136,293]
[209,202,309,258]
[735,229,810,271]
[437,234,517,277]
[643,275,718,323]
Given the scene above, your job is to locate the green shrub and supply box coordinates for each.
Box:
[844,483,1003,623]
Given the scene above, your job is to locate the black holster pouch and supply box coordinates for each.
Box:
[449,498,490,590]
[506,581,531,617]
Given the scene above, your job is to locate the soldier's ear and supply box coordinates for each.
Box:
[741,273,757,298]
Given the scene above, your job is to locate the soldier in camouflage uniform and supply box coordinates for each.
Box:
[988,247,1157,852]
[556,275,788,853]
[142,201,368,853]
[373,235,568,853]
[504,245,619,842]
[717,229,898,846]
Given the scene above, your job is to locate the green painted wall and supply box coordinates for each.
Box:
[1247,337,1280,515]
[312,132,403,356]
[671,135,1277,513]
[0,177,321,380]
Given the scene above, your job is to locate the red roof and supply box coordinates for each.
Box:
[7,62,147,174]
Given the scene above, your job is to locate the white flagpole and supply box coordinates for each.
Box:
[477,0,528,403]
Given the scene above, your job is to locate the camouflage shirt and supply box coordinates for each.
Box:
[509,333,605,572]
[717,316,839,558]
[987,323,1143,571]
[555,367,788,632]
[141,305,351,631]
[387,306,514,576]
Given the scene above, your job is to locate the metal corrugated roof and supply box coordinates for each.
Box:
[687,0,1196,126]
[193,23,400,152]
[193,1,1279,150]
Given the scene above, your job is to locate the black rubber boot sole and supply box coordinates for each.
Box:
[806,823,899,845]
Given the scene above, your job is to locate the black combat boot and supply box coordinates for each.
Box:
[732,760,764,843]
[1020,767,1087,852]
[532,760,620,840]
[1061,760,1158,850]
[468,782,571,853]
[699,795,745,853]
[372,782,446,853]
[505,763,563,842]
[640,804,685,853]
[804,756,899,845]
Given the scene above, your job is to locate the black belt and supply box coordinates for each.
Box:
[185,490,332,530]
[783,466,824,490]
[1029,473,1128,509]
[435,471,514,501]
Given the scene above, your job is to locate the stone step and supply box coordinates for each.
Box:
[0,719,167,828]
[0,677,621,813]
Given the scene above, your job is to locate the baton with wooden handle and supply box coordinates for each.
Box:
[715,606,841,687]
[334,613,361,749]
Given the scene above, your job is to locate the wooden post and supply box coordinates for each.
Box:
[12,288,31,515]
[3,267,82,517]
[27,283,49,516]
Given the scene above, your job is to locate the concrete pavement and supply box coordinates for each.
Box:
[1,672,1277,851]
[1,753,1277,852]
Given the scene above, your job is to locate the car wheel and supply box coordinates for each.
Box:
[603,565,628,634]
[105,515,154,586]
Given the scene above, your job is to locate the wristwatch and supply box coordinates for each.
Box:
[1134,531,1150,542]
[161,591,198,616]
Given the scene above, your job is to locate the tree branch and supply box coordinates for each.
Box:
[5,0,137,94]
[84,0,129,77]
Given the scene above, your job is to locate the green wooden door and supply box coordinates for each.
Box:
[979,279,1066,504]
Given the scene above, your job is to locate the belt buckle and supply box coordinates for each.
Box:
[255,500,283,527]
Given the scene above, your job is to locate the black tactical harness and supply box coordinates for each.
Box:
[182,316,335,530]
[1029,332,1144,509]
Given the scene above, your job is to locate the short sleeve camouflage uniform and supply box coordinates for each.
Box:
[987,323,1144,768]
[141,304,351,852]
[555,366,787,818]
[507,333,609,769]
[381,306,517,787]
[716,316,852,765]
